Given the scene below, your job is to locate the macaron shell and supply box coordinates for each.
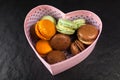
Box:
[47,50,66,64]
[77,24,99,41]
[35,23,48,40]
[50,34,71,50]
[38,20,56,39]
[37,20,56,40]
[30,25,39,42]
[58,19,77,30]
[73,19,86,29]
[78,37,94,45]
[36,40,52,55]
[56,24,75,35]
[75,40,85,51]
[41,15,56,24]
[70,42,80,55]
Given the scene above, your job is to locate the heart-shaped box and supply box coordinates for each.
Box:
[24,5,102,75]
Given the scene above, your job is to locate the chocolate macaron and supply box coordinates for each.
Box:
[77,24,99,45]
[50,34,71,50]
[71,40,85,55]
[46,50,66,64]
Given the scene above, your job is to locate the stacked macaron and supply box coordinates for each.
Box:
[70,24,99,55]
[30,15,99,64]
[32,16,70,64]
[56,18,85,35]
[35,17,56,40]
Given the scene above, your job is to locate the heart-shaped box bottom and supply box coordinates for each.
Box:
[24,5,102,75]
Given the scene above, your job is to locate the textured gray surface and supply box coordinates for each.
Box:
[0,0,120,80]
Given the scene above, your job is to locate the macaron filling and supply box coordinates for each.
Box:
[78,36,95,45]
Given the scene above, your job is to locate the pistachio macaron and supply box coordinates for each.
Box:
[73,19,86,28]
[56,19,77,35]
[56,18,86,35]
[41,15,56,24]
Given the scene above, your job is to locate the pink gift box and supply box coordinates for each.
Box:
[24,5,102,75]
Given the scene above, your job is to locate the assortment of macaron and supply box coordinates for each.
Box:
[30,15,99,64]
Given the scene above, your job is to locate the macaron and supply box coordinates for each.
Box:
[70,40,85,55]
[56,19,77,35]
[73,19,86,28]
[50,34,71,50]
[41,15,56,24]
[77,24,99,45]
[30,25,39,43]
[35,40,52,55]
[46,50,66,64]
[35,19,56,40]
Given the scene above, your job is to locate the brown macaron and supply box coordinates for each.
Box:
[30,25,39,43]
[46,50,66,64]
[50,34,71,50]
[77,24,99,45]
[70,40,85,55]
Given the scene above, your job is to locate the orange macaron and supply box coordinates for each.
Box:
[35,19,56,40]
[35,40,52,55]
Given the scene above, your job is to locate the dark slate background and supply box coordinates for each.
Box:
[0,0,120,80]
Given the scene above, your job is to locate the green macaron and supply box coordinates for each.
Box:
[73,19,86,28]
[58,19,78,30]
[41,15,56,24]
[56,19,77,35]
[56,24,75,35]
[56,18,86,35]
